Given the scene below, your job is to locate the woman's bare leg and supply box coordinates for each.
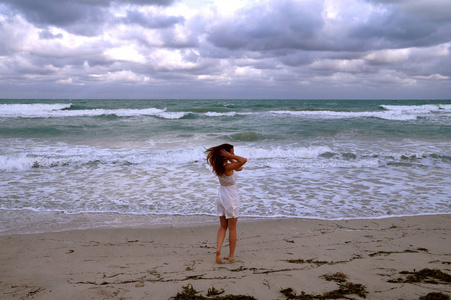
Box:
[216,217,228,264]
[226,218,238,262]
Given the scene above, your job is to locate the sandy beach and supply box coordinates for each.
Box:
[0,214,450,300]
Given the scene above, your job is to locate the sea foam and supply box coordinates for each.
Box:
[2,103,450,121]
[0,103,72,117]
[0,103,169,118]
[1,99,450,232]
[268,110,418,121]
[381,104,451,113]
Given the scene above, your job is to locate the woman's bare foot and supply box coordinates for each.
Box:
[223,256,234,263]
[216,251,223,264]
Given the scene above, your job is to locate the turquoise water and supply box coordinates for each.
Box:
[1,99,450,233]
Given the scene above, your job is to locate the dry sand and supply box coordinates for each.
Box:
[0,215,450,300]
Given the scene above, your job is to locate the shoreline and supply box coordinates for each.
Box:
[1,209,449,236]
[1,214,450,299]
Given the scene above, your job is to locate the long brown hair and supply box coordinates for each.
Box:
[205,143,234,176]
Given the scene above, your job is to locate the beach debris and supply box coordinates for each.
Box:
[185,261,196,271]
[280,272,368,299]
[321,282,367,299]
[4,285,46,298]
[284,254,363,266]
[419,292,450,300]
[27,287,46,297]
[170,284,256,300]
[82,240,101,247]
[218,265,295,275]
[102,273,123,278]
[321,272,348,283]
[284,259,329,266]
[207,287,225,296]
[231,266,247,272]
[369,248,429,257]
[200,242,213,249]
[135,277,145,288]
[388,268,451,284]
[170,284,198,299]
[184,275,204,280]
[280,288,313,299]
[147,269,161,278]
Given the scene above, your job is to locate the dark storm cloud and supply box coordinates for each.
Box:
[1,0,107,33]
[368,0,451,22]
[278,51,313,67]
[121,9,184,29]
[350,6,451,50]
[0,0,450,99]
[206,0,451,54]
[0,0,178,35]
[119,9,198,48]
[207,1,324,51]
[0,19,12,55]
[38,29,63,40]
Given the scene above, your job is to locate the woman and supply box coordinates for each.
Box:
[205,143,247,264]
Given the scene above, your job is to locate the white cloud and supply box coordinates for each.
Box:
[373,69,417,86]
[148,49,198,70]
[411,43,450,59]
[90,70,151,83]
[234,65,263,77]
[364,48,411,64]
[414,74,449,81]
[57,77,73,84]
[310,59,367,73]
[104,45,146,63]
[57,77,85,85]
[211,0,249,18]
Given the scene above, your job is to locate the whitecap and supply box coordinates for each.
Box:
[155,112,189,119]
[0,103,72,118]
[268,110,417,121]
[0,103,169,118]
[205,112,237,117]
[381,104,451,113]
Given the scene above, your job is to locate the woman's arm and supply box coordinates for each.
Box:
[228,158,243,171]
[221,149,247,171]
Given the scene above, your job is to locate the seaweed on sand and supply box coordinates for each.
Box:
[369,248,429,257]
[280,288,314,300]
[207,287,224,296]
[321,272,348,283]
[280,272,368,299]
[170,284,257,300]
[285,259,329,266]
[419,292,450,300]
[322,282,367,299]
[388,268,451,284]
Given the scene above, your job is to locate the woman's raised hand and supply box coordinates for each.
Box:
[220,149,232,158]
[222,149,247,170]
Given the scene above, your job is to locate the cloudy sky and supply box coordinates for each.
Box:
[0,0,450,99]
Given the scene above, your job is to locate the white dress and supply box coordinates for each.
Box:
[217,172,240,219]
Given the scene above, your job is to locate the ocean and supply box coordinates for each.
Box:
[1,99,450,234]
